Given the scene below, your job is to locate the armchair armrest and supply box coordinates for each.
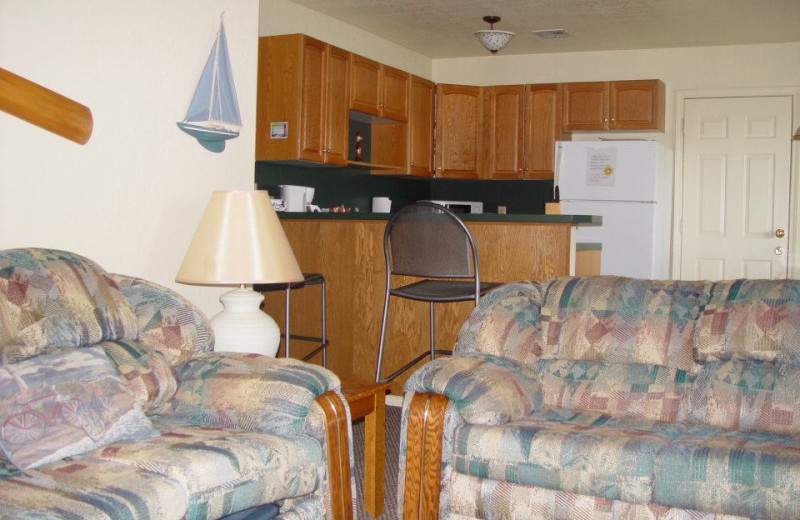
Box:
[163,352,341,437]
[403,353,542,425]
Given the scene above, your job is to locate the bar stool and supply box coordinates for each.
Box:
[374,202,500,383]
[255,273,328,367]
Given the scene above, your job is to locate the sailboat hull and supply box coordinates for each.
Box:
[177,121,239,152]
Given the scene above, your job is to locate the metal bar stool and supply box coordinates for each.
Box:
[375,202,500,383]
[255,272,328,367]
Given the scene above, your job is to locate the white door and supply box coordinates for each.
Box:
[679,96,792,280]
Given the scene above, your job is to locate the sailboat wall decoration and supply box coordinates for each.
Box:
[177,15,241,153]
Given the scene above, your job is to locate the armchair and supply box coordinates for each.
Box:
[0,248,353,520]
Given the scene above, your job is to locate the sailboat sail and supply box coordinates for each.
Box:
[178,16,241,152]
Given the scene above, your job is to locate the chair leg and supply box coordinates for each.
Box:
[429,302,435,361]
[375,289,392,382]
[284,287,291,358]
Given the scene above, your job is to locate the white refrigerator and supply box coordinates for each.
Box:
[555,140,671,279]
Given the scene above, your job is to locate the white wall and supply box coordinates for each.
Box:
[434,42,800,277]
[0,0,260,317]
[259,0,432,80]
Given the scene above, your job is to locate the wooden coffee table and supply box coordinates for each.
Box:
[341,381,391,518]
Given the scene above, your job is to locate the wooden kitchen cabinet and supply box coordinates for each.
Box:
[484,85,525,179]
[407,75,434,176]
[609,80,665,130]
[563,79,664,131]
[256,34,349,165]
[525,83,564,179]
[482,83,563,180]
[435,84,484,178]
[349,54,409,122]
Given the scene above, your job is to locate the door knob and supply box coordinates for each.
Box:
[775,246,785,255]
[776,228,785,238]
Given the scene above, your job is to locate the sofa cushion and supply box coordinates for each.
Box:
[0,457,188,519]
[0,346,158,469]
[695,279,800,362]
[535,360,694,422]
[685,359,800,435]
[453,281,544,366]
[654,426,800,519]
[452,407,685,505]
[0,248,139,362]
[101,340,178,414]
[104,421,323,518]
[540,277,709,372]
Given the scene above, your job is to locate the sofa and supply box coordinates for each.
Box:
[398,276,800,520]
[0,248,354,520]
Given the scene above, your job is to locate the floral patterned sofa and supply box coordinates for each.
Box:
[398,276,800,520]
[0,248,354,520]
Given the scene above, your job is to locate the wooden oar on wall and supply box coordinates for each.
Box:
[0,67,93,145]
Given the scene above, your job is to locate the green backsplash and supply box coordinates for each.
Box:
[255,163,554,214]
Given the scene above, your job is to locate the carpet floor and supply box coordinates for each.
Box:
[351,403,402,520]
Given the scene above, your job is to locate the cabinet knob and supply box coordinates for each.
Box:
[604,118,608,122]
[611,118,615,122]
[776,228,786,238]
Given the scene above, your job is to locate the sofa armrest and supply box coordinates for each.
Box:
[162,352,341,437]
[403,353,542,425]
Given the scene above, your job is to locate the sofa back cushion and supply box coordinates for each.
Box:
[539,277,710,372]
[685,359,800,434]
[535,359,693,422]
[0,249,139,363]
[453,281,544,366]
[111,275,213,367]
[695,279,800,362]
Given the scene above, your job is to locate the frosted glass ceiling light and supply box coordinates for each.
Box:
[474,16,515,54]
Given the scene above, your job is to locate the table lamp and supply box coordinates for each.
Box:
[176,190,303,356]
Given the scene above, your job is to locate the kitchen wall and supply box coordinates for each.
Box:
[0,0,260,318]
[258,0,432,79]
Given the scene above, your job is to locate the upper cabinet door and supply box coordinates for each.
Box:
[609,79,665,131]
[485,85,525,179]
[435,84,483,179]
[297,36,327,163]
[562,81,609,131]
[525,84,564,179]
[349,54,381,117]
[323,45,350,166]
[381,65,409,122]
[408,76,434,177]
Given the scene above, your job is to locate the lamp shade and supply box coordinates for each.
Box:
[176,190,303,286]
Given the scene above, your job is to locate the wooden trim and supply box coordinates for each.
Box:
[402,393,448,520]
[0,67,92,145]
[317,391,354,520]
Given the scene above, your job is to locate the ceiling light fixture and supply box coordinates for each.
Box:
[474,16,515,54]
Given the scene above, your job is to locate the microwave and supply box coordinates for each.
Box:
[424,200,484,214]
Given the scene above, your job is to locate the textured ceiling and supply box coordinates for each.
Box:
[287,0,800,58]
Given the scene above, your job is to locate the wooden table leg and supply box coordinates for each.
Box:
[363,389,386,517]
[341,381,390,518]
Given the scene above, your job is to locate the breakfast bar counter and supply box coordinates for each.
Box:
[262,213,599,392]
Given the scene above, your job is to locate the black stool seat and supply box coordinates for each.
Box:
[391,280,500,302]
[254,272,327,367]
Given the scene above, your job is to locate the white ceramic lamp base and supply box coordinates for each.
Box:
[211,287,280,356]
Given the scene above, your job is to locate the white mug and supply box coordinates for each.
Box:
[372,197,392,213]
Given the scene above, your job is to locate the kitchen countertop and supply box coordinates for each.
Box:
[277,212,602,224]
